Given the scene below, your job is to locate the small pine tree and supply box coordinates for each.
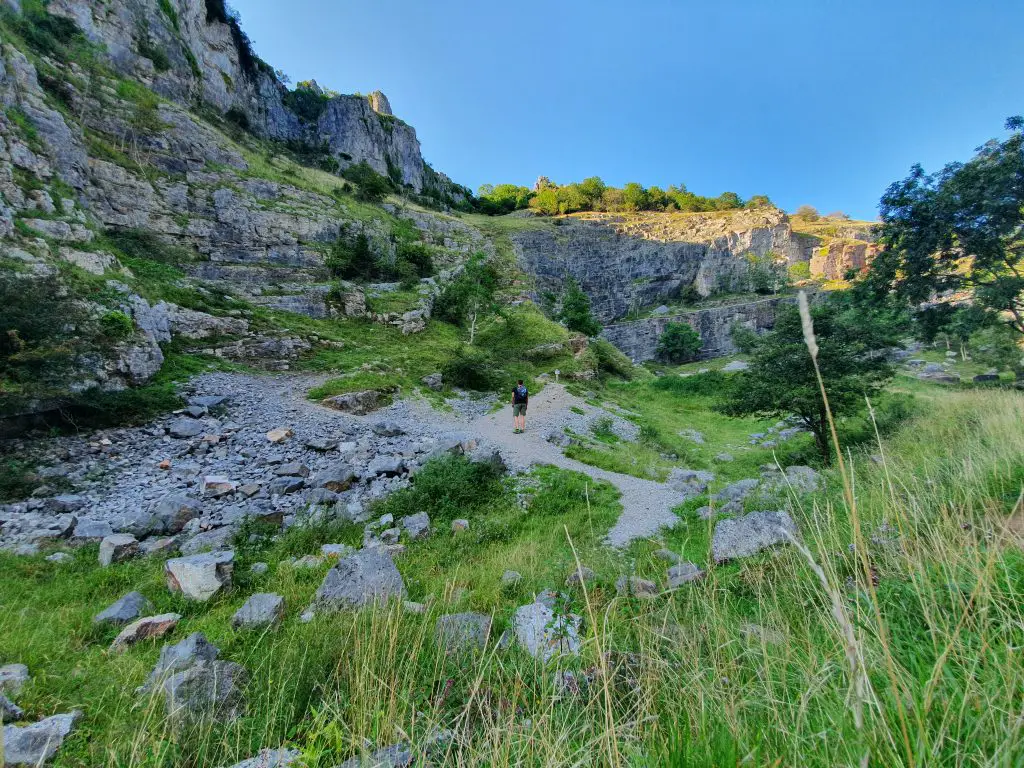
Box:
[558,278,602,336]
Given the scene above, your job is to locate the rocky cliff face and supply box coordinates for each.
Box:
[512,208,806,324]
[0,9,480,423]
[600,296,798,362]
[44,0,441,192]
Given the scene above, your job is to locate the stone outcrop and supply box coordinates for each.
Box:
[600,295,798,362]
[512,208,806,324]
[44,0,438,192]
[809,239,880,280]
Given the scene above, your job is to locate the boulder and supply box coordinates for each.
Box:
[169,418,205,438]
[400,512,431,540]
[316,465,357,492]
[715,453,735,462]
[269,476,305,495]
[45,552,73,563]
[152,495,202,534]
[501,570,523,586]
[1,692,23,723]
[712,478,760,503]
[224,748,302,768]
[139,633,218,693]
[435,612,492,652]
[162,661,247,725]
[336,743,413,768]
[94,591,152,625]
[110,613,182,652]
[322,390,382,415]
[232,593,285,629]
[98,534,139,566]
[667,562,705,588]
[0,664,29,696]
[565,566,595,587]
[451,519,469,532]
[266,428,294,443]
[320,544,353,558]
[180,526,235,555]
[311,549,406,613]
[111,508,164,538]
[421,373,444,391]
[72,519,114,541]
[512,597,582,661]
[973,373,1000,383]
[367,457,405,477]
[203,476,237,497]
[372,421,404,437]
[615,576,659,599]
[273,463,309,478]
[667,468,714,497]
[165,551,235,601]
[1,711,81,765]
[712,511,797,563]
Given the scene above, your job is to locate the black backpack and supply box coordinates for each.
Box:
[513,385,528,404]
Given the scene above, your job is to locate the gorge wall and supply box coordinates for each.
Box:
[44,0,456,195]
[511,208,805,324]
[600,296,797,362]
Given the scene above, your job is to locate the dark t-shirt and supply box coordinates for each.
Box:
[512,386,528,404]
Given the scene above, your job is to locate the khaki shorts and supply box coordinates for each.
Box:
[512,403,527,417]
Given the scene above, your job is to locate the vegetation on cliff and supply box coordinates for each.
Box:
[474,177,770,216]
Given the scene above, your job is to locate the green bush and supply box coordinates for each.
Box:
[341,162,392,203]
[558,278,602,336]
[373,454,504,523]
[442,346,501,390]
[656,322,702,363]
[3,0,87,61]
[99,310,134,341]
[137,35,170,72]
[730,322,760,354]
[590,338,634,379]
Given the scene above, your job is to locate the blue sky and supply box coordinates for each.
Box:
[232,0,1023,220]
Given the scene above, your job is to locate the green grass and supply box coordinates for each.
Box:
[2,388,1022,765]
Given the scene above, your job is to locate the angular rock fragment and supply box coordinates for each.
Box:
[165,551,234,601]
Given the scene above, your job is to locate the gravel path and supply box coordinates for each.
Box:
[372,382,687,546]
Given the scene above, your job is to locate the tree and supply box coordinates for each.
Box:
[657,322,702,363]
[558,278,602,336]
[433,253,500,343]
[746,194,773,208]
[722,300,897,463]
[866,117,1024,337]
[794,205,820,220]
[621,182,649,212]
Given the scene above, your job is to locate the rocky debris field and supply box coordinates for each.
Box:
[1,371,825,560]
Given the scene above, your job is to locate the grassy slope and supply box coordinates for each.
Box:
[2,384,1022,766]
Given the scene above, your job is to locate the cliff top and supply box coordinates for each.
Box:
[565,206,790,243]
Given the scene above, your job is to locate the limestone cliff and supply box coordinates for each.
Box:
[44,0,445,193]
[511,208,805,324]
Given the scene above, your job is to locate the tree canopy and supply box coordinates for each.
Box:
[865,116,1024,336]
[557,278,602,336]
[657,322,702,364]
[473,176,770,217]
[721,298,898,463]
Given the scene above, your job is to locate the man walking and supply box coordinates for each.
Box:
[511,379,528,434]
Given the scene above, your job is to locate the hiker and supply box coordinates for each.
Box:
[511,379,528,434]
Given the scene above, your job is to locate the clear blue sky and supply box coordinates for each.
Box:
[232,0,1023,220]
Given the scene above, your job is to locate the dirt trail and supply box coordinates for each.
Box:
[424,384,686,547]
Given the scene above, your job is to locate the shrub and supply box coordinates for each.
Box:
[590,338,634,379]
[789,261,811,282]
[325,233,375,281]
[656,322,702,363]
[341,162,392,203]
[137,35,171,72]
[730,322,760,354]
[373,454,504,523]
[558,278,602,336]
[3,0,86,61]
[225,107,250,131]
[99,310,134,341]
[104,229,193,264]
[442,346,500,390]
